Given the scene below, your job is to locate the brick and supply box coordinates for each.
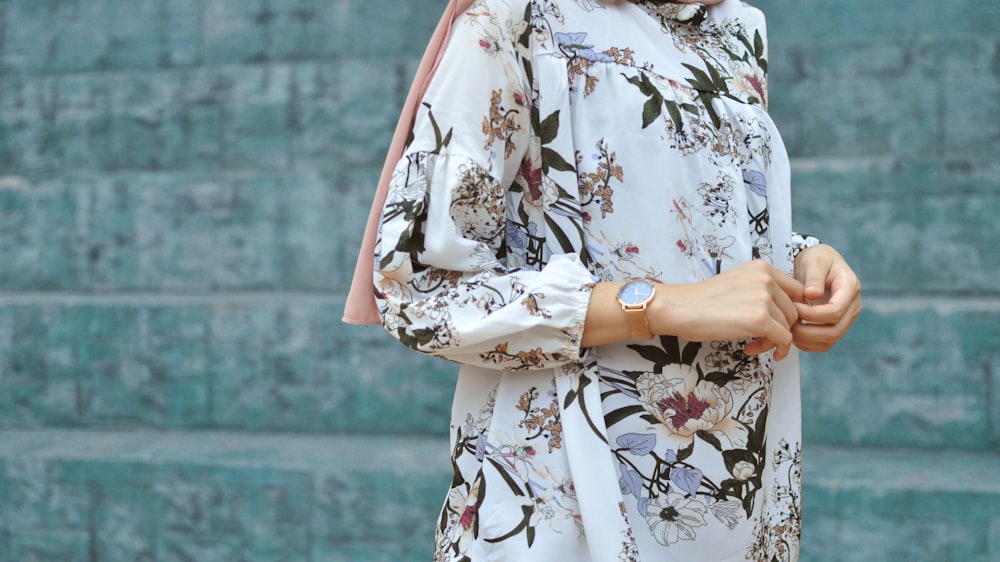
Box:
[756,0,1000,43]
[332,1,440,60]
[0,178,81,291]
[791,157,1000,294]
[801,302,999,450]
[327,58,405,171]
[2,431,995,562]
[943,70,1000,156]
[990,519,1000,561]
[0,2,62,75]
[337,321,458,436]
[206,299,455,434]
[56,460,155,487]
[93,484,157,562]
[801,445,1000,562]
[0,306,80,426]
[277,170,348,290]
[312,440,448,550]
[153,463,312,558]
[311,541,433,562]
[2,459,91,533]
[104,0,162,71]
[0,172,307,292]
[154,533,242,562]
[81,174,285,291]
[9,531,91,562]
[201,0,271,66]
[762,6,1000,160]
[0,430,451,562]
[770,37,998,85]
[991,350,1000,450]
[227,103,292,171]
[0,298,455,434]
[159,0,204,69]
[802,515,995,562]
[252,0,332,63]
[772,74,943,158]
[0,303,208,429]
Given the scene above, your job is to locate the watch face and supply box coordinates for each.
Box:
[619,279,655,306]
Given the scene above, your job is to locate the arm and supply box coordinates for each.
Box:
[581,261,805,361]
[375,4,596,371]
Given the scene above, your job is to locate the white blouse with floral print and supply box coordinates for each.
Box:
[373,1,818,560]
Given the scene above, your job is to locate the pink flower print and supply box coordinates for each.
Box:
[520,159,544,203]
[636,365,748,448]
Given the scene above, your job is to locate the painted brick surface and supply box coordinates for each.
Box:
[800,446,1000,562]
[3,296,997,450]
[1,0,999,560]
[1,433,997,562]
[0,298,456,434]
[0,115,396,292]
[791,158,1000,294]
[800,303,1000,450]
[0,431,452,562]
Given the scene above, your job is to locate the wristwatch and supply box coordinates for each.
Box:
[616,279,656,340]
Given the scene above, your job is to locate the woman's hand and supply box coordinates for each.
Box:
[792,244,862,352]
[649,260,804,360]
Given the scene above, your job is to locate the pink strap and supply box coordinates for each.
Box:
[343,0,477,325]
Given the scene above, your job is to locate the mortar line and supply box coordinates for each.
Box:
[0,292,997,312]
[0,291,346,306]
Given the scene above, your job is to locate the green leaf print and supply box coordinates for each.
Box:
[676,441,695,463]
[722,448,756,475]
[696,429,724,451]
[422,103,454,155]
[704,371,739,387]
[518,3,532,48]
[605,405,647,428]
[539,110,560,144]
[396,326,436,350]
[641,96,664,129]
[681,341,702,366]
[542,146,574,173]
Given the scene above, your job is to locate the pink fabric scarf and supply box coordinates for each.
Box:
[342,0,478,325]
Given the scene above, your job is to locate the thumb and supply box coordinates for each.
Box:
[801,258,829,302]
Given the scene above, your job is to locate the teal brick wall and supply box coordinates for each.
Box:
[1,0,998,560]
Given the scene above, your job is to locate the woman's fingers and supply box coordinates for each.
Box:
[651,260,808,360]
[794,296,862,351]
[771,279,801,327]
[797,270,861,324]
[772,265,806,304]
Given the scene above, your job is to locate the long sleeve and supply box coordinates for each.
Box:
[374,2,596,371]
[740,4,821,265]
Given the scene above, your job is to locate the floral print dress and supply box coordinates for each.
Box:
[373,1,818,560]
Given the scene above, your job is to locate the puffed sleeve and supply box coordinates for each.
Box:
[374,2,596,371]
[740,3,822,262]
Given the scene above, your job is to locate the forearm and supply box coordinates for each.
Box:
[580,281,677,348]
[581,261,807,358]
[580,282,630,348]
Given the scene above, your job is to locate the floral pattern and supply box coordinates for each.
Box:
[373,1,818,560]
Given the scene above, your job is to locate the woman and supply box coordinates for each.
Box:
[344,0,862,560]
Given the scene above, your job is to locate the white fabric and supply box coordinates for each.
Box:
[372,1,815,560]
